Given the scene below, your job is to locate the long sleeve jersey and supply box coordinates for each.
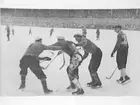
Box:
[47,40,78,57]
[112,31,128,54]
[77,37,98,54]
[24,42,49,57]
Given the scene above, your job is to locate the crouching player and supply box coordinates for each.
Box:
[47,36,84,95]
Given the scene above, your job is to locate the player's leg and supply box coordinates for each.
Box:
[88,48,102,87]
[68,54,84,95]
[12,29,14,35]
[71,69,84,95]
[29,57,52,94]
[116,50,124,83]
[116,46,130,83]
[66,66,76,89]
[66,66,80,90]
[87,57,95,85]
[119,47,130,83]
[19,56,29,90]
[96,34,99,40]
[7,33,10,41]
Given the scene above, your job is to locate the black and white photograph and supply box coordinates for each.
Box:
[0,0,140,104]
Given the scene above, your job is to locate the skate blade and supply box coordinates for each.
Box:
[90,86,103,89]
[122,80,131,85]
[116,80,131,85]
[116,80,122,84]
[18,88,25,91]
[72,93,84,95]
[66,89,76,92]
[87,84,91,87]
[44,91,53,95]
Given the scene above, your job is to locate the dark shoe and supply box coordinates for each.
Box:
[72,89,84,95]
[121,75,131,84]
[41,79,53,94]
[87,81,93,87]
[44,89,53,94]
[19,83,25,90]
[90,73,102,87]
[125,75,130,81]
[90,81,102,87]
[67,83,76,90]
[116,77,123,83]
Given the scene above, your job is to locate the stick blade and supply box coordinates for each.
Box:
[106,77,111,79]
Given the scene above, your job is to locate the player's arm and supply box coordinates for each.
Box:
[111,35,121,55]
[82,50,89,60]
[46,42,62,51]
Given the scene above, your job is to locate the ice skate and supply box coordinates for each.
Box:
[89,73,102,88]
[116,77,123,84]
[18,83,25,91]
[90,81,102,89]
[44,89,53,94]
[87,81,93,87]
[121,76,131,85]
[66,83,76,90]
[72,88,84,95]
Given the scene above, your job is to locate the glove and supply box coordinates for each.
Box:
[111,52,114,57]
[44,57,51,61]
[57,51,63,55]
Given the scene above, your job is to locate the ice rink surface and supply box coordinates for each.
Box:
[1,25,140,96]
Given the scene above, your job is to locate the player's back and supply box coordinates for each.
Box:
[82,37,98,54]
[24,42,46,57]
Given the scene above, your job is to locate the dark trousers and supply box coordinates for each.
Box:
[116,45,128,70]
[88,48,102,74]
[19,55,46,80]
[7,32,10,41]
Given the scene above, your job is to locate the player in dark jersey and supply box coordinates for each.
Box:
[74,34,102,88]
[11,25,14,35]
[29,27,32,35]
[5,25,10,41]
[47,36,84,95]
[111,25,130,84]
[19,37,52,94]
[96,28,100,40]
[12,28,14,35]
[49,28,54,37]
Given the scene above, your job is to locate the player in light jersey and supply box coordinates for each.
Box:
[47,36,84,95]
[111,25,130,84]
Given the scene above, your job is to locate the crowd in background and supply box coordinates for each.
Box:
[1,8,140,31]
